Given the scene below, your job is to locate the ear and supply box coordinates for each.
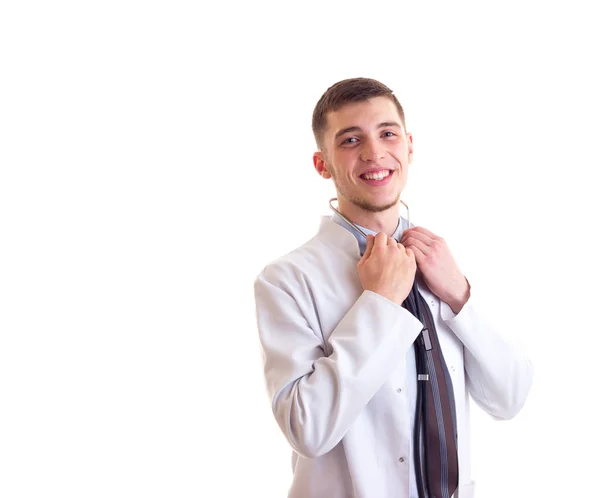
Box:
[406,132,414,165]
[313,151,332,179]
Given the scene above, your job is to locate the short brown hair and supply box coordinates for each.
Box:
[312,77,406,151]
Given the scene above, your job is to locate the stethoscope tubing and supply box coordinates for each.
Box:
[328,197,410,236]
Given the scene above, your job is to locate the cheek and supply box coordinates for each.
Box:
[390,146,409,166]
[330,154,356,179]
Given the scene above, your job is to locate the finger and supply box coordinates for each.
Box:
[362,234,375,260]
[408,226,439,240]
[401,229,434,247]
[406,245,426,266]
[402,236,430,255]
[374,232,387,250]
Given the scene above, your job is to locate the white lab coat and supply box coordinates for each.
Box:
[254,216,533,498]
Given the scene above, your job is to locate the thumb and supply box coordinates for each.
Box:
[361,234,374,261]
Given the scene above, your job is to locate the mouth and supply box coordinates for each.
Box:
[359,169,394,186]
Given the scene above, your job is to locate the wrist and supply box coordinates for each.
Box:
[448,278,470,314]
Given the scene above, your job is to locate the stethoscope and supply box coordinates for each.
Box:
[328,197,410,237]
[328,196,432,498]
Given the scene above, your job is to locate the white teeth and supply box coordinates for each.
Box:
[363,170,390,180]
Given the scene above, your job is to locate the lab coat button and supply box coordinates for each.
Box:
[399,457,405,463]
[396,388,402,393]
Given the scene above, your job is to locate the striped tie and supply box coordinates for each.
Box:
[404,280,459,498]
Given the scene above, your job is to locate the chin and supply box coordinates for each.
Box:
[353,194,400,213]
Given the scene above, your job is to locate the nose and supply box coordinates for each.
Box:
[360,138,385,162]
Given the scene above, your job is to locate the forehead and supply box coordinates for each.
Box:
[325,96,404,136]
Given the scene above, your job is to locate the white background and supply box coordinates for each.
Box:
[1,1,599,497]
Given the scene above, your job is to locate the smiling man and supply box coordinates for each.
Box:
[254,78,533,498]
[313,92,411,228]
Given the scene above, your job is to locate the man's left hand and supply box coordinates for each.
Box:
[400,227,470,314]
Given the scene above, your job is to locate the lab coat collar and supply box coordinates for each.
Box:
[318,216,363,259]
[318,215,408,259]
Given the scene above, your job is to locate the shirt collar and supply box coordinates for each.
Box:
[331,211,405,255]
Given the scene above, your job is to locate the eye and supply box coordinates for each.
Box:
[342,137,359,145]
[383,131,396,138]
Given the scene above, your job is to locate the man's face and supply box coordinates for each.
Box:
[314,96,413,213]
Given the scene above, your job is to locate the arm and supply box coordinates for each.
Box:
[400,226,534,420]
[254,265,423,458]
[440,289,534,420]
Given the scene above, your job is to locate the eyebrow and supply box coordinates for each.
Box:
[334,121,402,140]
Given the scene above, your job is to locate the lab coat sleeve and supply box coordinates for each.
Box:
[439,285,534,420]
[254,264,423,459]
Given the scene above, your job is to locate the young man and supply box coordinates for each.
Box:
[253,78,533,498]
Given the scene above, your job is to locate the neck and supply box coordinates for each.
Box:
[337,197,401,236]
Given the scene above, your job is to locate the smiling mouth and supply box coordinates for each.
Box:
[360,169,392,181]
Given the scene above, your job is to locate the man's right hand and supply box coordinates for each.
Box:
[357,232,417,306]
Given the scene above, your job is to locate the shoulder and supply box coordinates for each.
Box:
[255,217,355,290]
[256,234,329,290]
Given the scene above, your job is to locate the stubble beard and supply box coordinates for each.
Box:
[331,175,401,213]
[324,154,402,213]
